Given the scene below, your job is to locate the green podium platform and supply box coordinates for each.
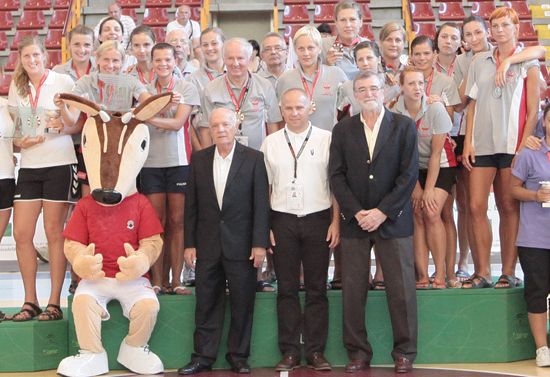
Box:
[66,288,534,370]
[0,287,536,372]
[0,317,68,372]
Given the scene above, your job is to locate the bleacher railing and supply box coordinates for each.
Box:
[61,0,82,63]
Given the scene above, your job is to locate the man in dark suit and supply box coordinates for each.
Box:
[329,71,419,373]
[178,108,270,375]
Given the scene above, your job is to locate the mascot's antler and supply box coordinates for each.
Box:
[58,92,173,205]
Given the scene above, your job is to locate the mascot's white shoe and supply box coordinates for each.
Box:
[57,350,109,377]
[117,340,164,374]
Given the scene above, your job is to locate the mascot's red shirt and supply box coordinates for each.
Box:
[64,193,163,278]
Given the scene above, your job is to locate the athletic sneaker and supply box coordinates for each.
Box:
[536,346,550,367]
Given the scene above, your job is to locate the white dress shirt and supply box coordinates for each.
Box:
[213,141,236,209]
[360,107,385,158]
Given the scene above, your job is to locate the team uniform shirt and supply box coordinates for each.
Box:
[435,56,463,136]
[126,65,156,86]
[8,70,77,169]
[512,140,550,249]
[144,77,200,167]
[276,64,347,132]
[199,73,282,150]
[452,51,474,136]
[94,15,136,47]
[188,64,225,95]
[53,58,96,82]
[257,65,285,89]
[64,193,163,278]
[0,98,15,179]
[174,61,198,80]
[72,72,147,113]
[320,35,369,80]
[261,123,332,216]
[466,47,539,156]
[392,96,456,169]
[166,19,201,41]
[426,69,461,107]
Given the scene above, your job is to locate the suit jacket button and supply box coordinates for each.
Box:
[367,160,371,164]
[220,220,224,224]
[369,175,374,179]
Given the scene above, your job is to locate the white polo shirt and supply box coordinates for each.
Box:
[466,46,539,155]
[0,97,15,179]
[261,123,332,216]
[8,70,76,169]
[276,63,347,132]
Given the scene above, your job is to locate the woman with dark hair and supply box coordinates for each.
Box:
[127,25,156,85]
[248,39,262,73]
[510,103,550,366]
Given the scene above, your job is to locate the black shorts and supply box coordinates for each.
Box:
[451,135,465,166]
[75,145,89,186]
[518,246,550,313]
[14,164,79,203]
[473,153,514,169]
[139,166,190,194]
[418,167,456,194]
[0,178,15,210]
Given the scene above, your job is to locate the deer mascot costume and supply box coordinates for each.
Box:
[56,92,172,377]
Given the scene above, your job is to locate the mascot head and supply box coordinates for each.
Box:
[59,93,172,205]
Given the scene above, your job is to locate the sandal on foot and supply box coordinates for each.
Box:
[161,285,173,295]
[372,280,386,290]
[152,286,162,295]
[494,274,522,289]
[416,280,430,290]
[429,273,436,284]
[38,304,63,321]
[456,269,470,281]
[431,280,446,289]
[0,310,6,321]
[446,279,462,288]
[257,280,276,292]
[68,280,78,295]
[172,286,192,295]
[329,279,342,290]
[461,274,493,289]
[8,302,42,322]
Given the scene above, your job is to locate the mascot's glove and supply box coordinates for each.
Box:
[115,234,163,282]
[116,243,150,282]
[70,243,106,280]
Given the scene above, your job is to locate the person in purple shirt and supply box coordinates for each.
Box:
[511,103,550,368]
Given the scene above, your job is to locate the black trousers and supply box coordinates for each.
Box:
[341,235,417,362]
[192,256,257,365]
[271,209,331,357]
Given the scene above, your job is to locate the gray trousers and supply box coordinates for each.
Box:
[341,235,417,362]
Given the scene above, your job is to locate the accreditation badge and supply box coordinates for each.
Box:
[286,182,304,210]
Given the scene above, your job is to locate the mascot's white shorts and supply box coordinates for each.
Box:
[74,277,158,320]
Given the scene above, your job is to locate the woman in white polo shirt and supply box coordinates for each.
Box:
[463,7,540,289]
[392,66,457,289]
[276,25,347,133]
[8,36,77,321]
[143,43,200,295]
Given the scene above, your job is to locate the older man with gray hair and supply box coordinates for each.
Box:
[198,38,283,149]
[179,107,270,375]
[93,2,136,47]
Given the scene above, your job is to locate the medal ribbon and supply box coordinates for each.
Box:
[425,70,434,97]
[156,76,176,95]
[98,80,115,108]
[300,66,321,105]
[224,73,251,115]
[72,61,91,80]
[28,70,49,113]
[284,125,313,180]
[335,36,361,48]
[436,56,456,77]
[495,46,516,69]
[137,66,155,85]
